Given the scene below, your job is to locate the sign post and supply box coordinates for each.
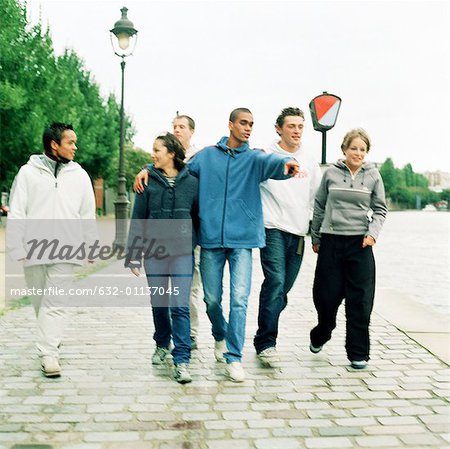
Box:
[309,92,342,164]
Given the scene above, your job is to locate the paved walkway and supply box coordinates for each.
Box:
[1,243,449,449]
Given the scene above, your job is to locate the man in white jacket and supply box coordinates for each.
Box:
[7,122,96,377]
[254,107,322,368]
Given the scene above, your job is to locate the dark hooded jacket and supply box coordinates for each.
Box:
[125,165,198,266]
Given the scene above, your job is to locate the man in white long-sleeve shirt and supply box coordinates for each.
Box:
[254,107,322,368]
[172,115,203,351]
[7,122,96,377]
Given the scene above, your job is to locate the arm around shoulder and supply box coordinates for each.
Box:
[187,152,201,177]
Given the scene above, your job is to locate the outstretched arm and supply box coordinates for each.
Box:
[258,152,294,182]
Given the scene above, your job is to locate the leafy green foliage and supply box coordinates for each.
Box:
[105,144,152,191]
[0,0,133,193]
[379,158,442,209]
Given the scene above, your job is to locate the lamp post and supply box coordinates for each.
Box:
[309,92,341,165]
[110,6,138,250]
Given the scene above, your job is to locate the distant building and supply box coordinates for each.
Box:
[423,171,450,192]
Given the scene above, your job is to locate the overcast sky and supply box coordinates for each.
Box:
[25,0,450,172]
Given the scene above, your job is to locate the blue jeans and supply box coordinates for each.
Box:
[144,254,193,364]
[200,248,252,363]
[254,229,304,354]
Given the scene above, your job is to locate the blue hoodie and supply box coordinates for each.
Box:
[188,136,292,248]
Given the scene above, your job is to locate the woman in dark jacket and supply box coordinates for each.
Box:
[126,133,198,383]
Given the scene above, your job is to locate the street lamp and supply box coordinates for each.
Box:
[309,92,341,165]
[110,6,138,250]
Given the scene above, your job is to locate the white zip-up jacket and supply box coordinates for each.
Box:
[7,154,96,265]
[260,141,322,236]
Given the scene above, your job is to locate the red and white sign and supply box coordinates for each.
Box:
[309,93,341,131]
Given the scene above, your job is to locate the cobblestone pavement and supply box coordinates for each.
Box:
[1,248,449,449]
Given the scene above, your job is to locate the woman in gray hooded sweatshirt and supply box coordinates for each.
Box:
[309,128,387,369]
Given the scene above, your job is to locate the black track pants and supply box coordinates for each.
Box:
[310,234,375,361]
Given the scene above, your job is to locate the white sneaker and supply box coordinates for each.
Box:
[41,356,61,378]
[174,363,192,384]
[226,361,246,382]
[214,339,226,363]
[257,347,281,368]
[190,336,198,350]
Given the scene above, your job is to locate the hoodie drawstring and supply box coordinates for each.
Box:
[224,148,236,158]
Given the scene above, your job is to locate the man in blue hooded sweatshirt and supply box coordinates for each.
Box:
[188,108,299,382]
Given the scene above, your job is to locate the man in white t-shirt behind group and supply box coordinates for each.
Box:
[254,107,322,368]
[172,115,203,350]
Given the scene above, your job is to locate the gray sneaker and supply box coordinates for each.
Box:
[214,339,226,363]
[152,347,172,365]
[257,347,281,368]
[350,360,367,369]
[174,363,192,384]
[309,343,323,354]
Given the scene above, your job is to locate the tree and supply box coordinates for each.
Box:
[0,0,133,194]
[379,158,433,209]
[390,185,414,208]
[440,189,450,210]
[402,163,415,187]
[105,144,152,191]
[0,0,56,191]
[379,158,398,193]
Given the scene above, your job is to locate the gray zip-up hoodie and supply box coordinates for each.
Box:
[311,160,387,245]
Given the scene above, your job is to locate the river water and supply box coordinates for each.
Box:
[375,210,450,316]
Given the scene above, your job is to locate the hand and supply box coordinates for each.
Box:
[284,160,300,177]
[312,244,320,254]
[133,169,149,193]
[362,235,376,248]
[130,267,140,277]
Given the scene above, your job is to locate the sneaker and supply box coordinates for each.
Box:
[214,339,226,363]
[309,343,323,354]
[226,361,246,382]
[152,347,172,365]
[41,356,61,378]
[174,363,192,384]
[350,360,367,369]
[190,336,198,350]
[257,347,281,368]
